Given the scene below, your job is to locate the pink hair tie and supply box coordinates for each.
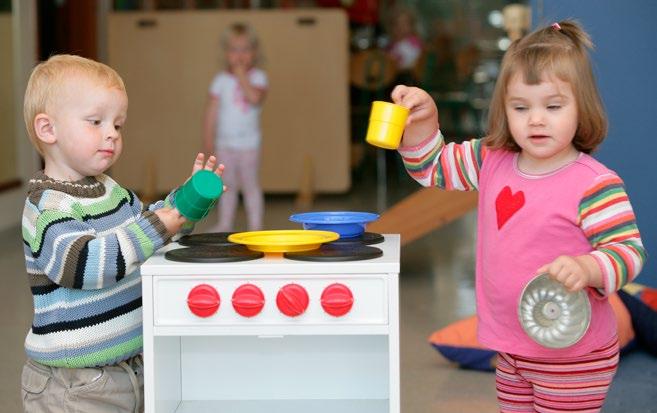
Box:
[551,22,562,31]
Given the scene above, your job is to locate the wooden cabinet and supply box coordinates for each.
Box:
[108,9,350,194]
[0,14,18,186]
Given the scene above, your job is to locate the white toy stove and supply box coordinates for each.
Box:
[140,234,400,413]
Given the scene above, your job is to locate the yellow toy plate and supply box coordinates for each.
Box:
[228,230,339,253]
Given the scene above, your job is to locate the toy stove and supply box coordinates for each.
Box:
[140,233,400,413]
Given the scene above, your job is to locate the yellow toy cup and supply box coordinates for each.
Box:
[365,101,410,150]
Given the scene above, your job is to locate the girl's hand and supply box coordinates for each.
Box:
[233,64,248,79]
[536,255,592,292]
[390,85,440,147]
[154,207,187,235]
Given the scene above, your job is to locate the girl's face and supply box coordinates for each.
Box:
[392,13,413,40]
[505,72,579,173]
[226,34,256,71]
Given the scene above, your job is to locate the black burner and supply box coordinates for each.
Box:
[284,244,383,262]
[178,232,236,247]
[330,232,384,246]
[165,245,263,263]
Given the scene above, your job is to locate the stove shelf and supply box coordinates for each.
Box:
[172,399,388,413]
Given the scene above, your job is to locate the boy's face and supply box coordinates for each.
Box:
[46,74,128,180]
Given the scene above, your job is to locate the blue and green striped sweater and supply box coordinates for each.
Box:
[22,171,184,368]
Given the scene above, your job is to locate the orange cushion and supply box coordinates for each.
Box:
[428,315,495,371]
[609,292,635,348]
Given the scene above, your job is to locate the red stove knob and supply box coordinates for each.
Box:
[232,284,265,317]
[276,283,309,317]
[321,283,354,317]
[187,284,220,317]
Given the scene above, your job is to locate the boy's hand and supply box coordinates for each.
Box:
[391,85,440,147]
[536,255,592,292]
[154,207,187,235]
[190,153,227,193]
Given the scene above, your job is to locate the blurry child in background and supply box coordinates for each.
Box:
[203,22,268,232]
[386,5,423,85]
[21,54,223,412]
[393,20,645,412]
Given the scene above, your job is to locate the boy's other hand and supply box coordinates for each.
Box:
[154,207,187,235]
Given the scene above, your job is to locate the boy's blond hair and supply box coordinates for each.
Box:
[484,20,607,154]
[23,54,126,155]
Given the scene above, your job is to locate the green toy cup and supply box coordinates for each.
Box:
[176,170,224,221]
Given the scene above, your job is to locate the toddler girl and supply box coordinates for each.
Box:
[393,20,646,412]
[387,6,423,85]
[203,22,267,231]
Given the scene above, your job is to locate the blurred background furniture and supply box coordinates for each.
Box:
[108,9,350,195]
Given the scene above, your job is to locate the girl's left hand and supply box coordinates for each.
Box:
[190,153,227,192]
[536,255,591,292]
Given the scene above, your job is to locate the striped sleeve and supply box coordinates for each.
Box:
[147,187,195,237]
[398,130,487,190]
[578,174,646,295]
[24,209,169,290]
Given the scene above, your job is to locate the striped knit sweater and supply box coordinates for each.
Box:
[22,172,185,368]
[399,131,646,357]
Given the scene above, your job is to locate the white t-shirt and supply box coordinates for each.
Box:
[209,68,268,150]
[389,36,422,70]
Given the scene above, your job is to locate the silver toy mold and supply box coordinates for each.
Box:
[518,273,591,349]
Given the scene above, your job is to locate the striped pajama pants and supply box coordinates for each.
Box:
[496,337,619,413]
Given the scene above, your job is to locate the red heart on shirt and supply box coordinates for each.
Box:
[495,186,525,229]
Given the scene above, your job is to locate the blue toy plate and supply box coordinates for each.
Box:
[289,211,380,238]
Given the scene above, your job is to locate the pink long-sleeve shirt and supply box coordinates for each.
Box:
[399,131,646,357]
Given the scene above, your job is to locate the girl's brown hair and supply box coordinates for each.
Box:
[484,20,607,154]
